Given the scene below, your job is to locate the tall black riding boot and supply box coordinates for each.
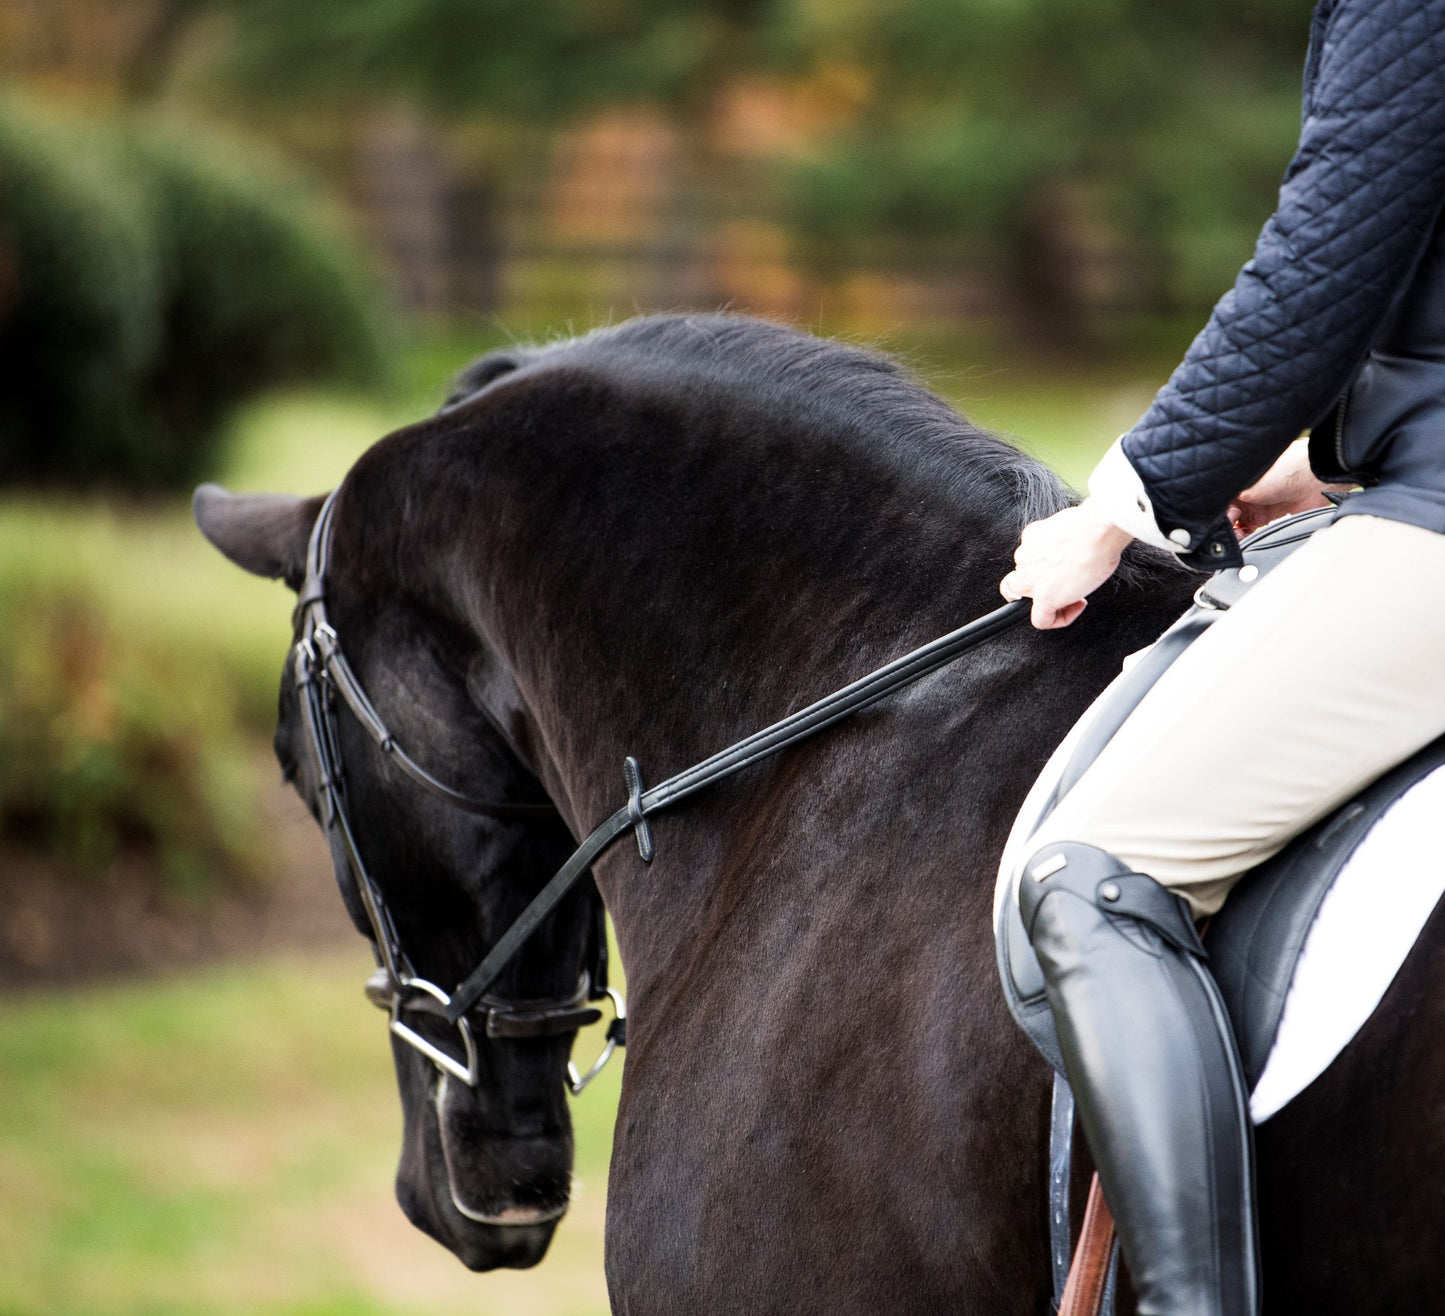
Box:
[1018,841,1260,1316]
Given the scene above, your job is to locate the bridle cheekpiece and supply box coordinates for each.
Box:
[292,489,624,1093]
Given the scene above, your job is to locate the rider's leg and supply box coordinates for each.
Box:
[1029,513,1445,915]
[1017,513,1445,1316]
[1019,842,1255,1316]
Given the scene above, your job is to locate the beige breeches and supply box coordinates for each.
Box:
[1026,513,1445,916]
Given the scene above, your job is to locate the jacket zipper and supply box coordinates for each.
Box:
[1332,390,1350,476]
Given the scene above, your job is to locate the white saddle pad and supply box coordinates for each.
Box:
[994,658,1445,1126]
[1247,764,1445,1121]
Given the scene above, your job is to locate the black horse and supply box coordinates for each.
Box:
[196,314,1445,1311]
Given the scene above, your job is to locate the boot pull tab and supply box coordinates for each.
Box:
[1097,873,1206,958]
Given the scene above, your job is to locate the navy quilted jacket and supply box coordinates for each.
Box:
[1121,0,1445,569]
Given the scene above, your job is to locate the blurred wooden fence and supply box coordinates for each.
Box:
[1,0,1133,334]
[330,104,1011,331]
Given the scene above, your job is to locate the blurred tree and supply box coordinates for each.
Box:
[210,0,773,120]
[32,0,1317,342]
[771,0,1312,342]
[121,0,216,100]
[190,0,784,316]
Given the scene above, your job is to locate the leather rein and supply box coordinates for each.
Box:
[295,487,1029,1088]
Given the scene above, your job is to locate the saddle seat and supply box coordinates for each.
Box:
[995,505,1445,1123]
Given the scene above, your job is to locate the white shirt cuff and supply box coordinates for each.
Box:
[1086,438,1189,555]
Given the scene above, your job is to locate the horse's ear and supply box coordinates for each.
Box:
[192,484,325,591]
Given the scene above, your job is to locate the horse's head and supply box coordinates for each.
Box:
[193,482,608,1271]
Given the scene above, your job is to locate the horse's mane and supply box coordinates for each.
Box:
[449,313,1074,534]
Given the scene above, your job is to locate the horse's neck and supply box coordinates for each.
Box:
[486,524,1189,1009]
[432,402,1196,997]
[473,466,995,823]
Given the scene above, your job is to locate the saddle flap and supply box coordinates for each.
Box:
[999,735,1445,1099]
[1206,732,1445,1085]
[996,889,1065,1074]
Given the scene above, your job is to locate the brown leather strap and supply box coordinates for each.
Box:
[1059,1174,1117,1316]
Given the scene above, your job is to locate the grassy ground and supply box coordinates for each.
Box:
[0,949,624,1316]
[0,323,1169,1314]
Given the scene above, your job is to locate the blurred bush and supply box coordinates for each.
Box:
[0,94,389,490]
[0,98,162,488]
[0,577,262,897]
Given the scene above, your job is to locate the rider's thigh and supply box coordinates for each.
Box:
[1028,513,1445,916]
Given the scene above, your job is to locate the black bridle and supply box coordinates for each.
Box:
[293,490,622,1093]
[295,486,1029,1085]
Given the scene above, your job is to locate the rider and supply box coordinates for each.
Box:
[1000,3,1445,1312]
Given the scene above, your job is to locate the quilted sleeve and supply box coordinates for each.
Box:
[1118,0,1445,568]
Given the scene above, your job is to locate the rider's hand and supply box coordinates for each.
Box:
[1000,502,1133,630]
[1227,437,1349,536]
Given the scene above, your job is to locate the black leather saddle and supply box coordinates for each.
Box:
[996,505,1445,1090]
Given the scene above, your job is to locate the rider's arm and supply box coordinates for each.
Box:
[1090,436,1352,550]
[1096,0,1445,568]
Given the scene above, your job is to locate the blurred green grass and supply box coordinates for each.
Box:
[0,948,624,1316]
[0,325,1167,1314]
